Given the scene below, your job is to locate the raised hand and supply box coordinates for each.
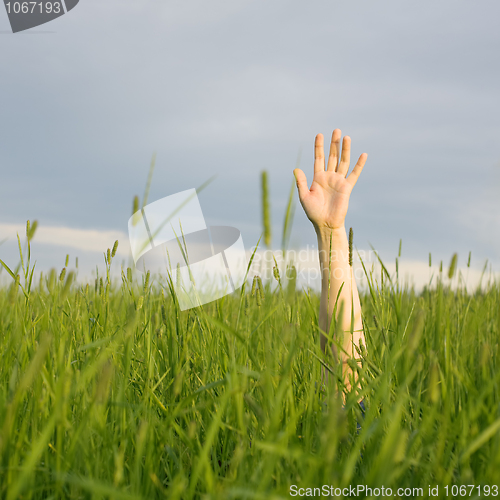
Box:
[294,129,367,233]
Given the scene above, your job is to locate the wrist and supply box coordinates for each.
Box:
[315,225,346,242]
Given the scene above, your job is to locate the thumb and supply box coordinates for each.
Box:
[293,168,309,200]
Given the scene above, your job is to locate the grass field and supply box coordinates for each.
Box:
[1,219,500,500]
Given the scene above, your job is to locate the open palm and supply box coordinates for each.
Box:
[294,129,367,232]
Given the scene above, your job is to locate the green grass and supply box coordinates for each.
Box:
[1,230,500,499]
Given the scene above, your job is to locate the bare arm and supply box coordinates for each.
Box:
[294,129,367,392]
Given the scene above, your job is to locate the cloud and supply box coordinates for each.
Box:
[0,223,129,256]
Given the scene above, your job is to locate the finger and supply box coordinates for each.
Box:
[336,135,351,177]
[293,168,309,200]
[314,133,325,174]
[346,153,368,187]
[327,129,342,172]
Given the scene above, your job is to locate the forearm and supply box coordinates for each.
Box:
[316,226,364,368]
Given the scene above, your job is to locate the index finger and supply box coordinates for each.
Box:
[346,153,368,187]
[314,134,325,174]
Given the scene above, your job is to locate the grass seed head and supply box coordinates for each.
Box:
[448,253,458,280]
[61,271,75,299]
[48,269,56,292]
[359,339,367,358]
[111,240,119,258]
[256,289,262,307]
[347,358,358,372]
[273,265,280,282]
[26,220,38,241]
[254,275,264,306]
[257,276,264,299]
[251,275,257,297]
[348,227,353,267]
[59,267,66,282]
[244,294,250,315]
[286,264,297,281]
[261,170,271,248]
[132,196,141,226]
[295,310,300,327]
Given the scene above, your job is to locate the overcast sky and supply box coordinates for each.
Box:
[1,0,499,287]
